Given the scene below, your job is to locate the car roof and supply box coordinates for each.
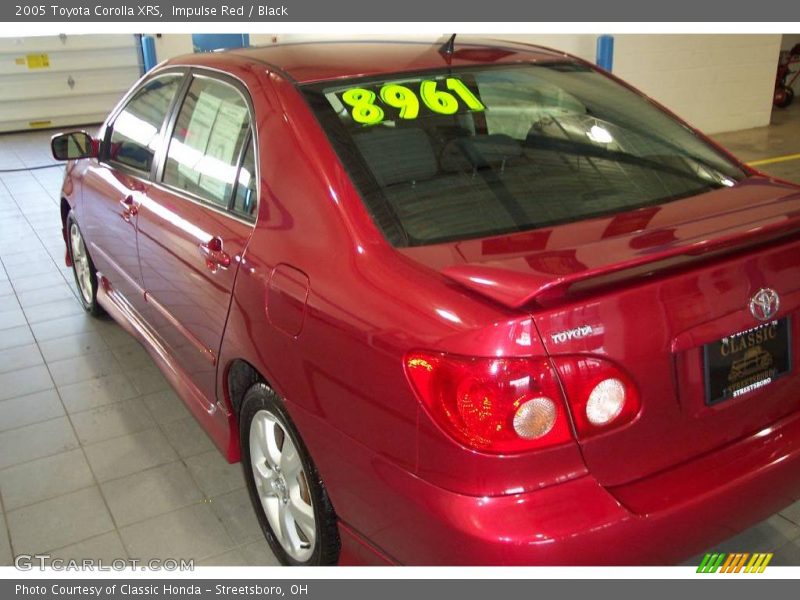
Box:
[165,38,574,85]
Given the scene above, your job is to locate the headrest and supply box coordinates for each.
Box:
[353,128,438,187]
[441,134,522,172]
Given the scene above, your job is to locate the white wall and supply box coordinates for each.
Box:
[781,34,800,51]
[151,33,783,134]
[152,34,193,65]
[614,35,780,133]
[496,34,781,134]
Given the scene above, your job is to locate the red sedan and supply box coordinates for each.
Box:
[51,38,800,565]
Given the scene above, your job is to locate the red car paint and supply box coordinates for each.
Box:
[57,39,800,565]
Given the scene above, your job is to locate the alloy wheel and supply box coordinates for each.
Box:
[249,409,317,562]
[70,222,93,305]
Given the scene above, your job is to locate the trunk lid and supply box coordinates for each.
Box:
[407,177,800,486]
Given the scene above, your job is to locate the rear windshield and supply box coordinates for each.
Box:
[302,63,747,246]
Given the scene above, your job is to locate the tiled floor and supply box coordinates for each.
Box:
[2,106,800,568]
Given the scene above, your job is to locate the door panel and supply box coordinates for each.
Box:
[136,74,256,407]
[137,189,252,407]
[82,73,183,311]
[82,165,146,307]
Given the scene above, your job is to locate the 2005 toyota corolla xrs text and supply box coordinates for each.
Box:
[50,37,800,565]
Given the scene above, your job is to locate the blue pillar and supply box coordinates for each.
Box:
[191,34,250,53]
[596,35,614,72]
[141,35,157,72]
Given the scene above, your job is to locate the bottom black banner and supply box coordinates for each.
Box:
[1,579,795,600]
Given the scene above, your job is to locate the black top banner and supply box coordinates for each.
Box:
[2,0,800,22]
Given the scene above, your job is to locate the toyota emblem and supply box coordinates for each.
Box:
[749,288,780,322]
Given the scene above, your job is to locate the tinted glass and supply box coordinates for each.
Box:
[303,64,746,246]
[232,138,257,218]
[108,75,181,173]
[163,77,251,209]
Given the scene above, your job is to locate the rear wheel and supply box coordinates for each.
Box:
[66,212,104,316]
[240,383,340,565]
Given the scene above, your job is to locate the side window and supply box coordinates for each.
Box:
[232,138,257,219]
[107,75,182,173]
[163,77,251,209]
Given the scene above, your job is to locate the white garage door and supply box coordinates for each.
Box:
[0,34,142,133]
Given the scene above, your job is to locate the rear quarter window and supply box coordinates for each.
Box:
[231,138,257,219]
[163,77,251,209]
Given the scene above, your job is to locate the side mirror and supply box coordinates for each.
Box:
[51,131,97,161]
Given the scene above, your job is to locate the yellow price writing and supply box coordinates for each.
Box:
[341,78,485,125]
[379,84,420,119]
[341,88,385,126]
[446,78,485,111]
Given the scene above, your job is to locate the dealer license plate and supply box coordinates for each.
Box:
[704,317,792,405]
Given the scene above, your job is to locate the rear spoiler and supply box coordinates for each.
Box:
[442,207,800,309]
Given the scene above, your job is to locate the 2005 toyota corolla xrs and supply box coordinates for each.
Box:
[50,38,800,565]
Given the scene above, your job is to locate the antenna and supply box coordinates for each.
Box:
[439,33,456,64]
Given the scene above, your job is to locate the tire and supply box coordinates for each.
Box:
[774,85,794,108]
[66,211,104,317]
[240,383,340,565]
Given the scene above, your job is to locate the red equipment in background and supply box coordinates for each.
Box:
[774,43,800,108]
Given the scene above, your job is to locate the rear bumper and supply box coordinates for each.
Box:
[345,406,800,565]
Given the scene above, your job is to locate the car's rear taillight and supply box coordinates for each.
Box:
[404,352,573,453]
[405,352,641,453]
[550,356,640,438]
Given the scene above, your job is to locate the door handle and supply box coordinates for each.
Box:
[119,195,138,222]
[199,237,231,271]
